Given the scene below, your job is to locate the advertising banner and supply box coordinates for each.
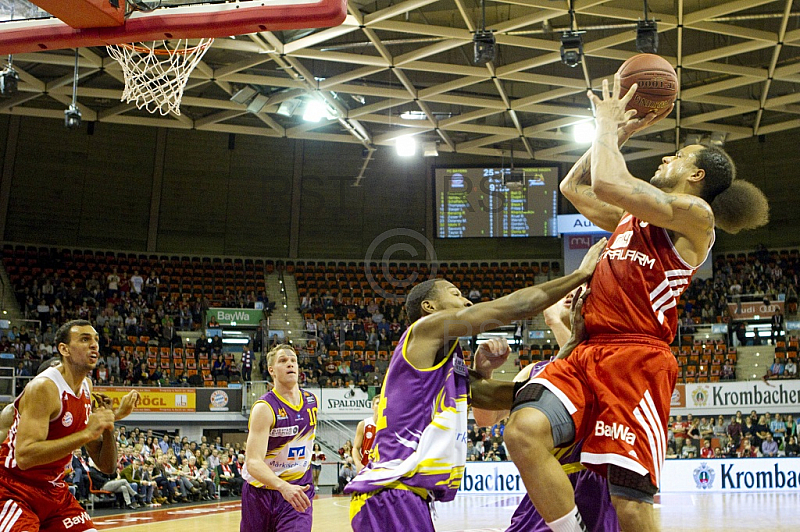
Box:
[458,461,525,495]
[309,386,374,418]
[205,308,264,327]
[727,300,784,321]
[196,388,242,413]
[661,457,800,493]
[96,387,196,412]
[671,380,800,415]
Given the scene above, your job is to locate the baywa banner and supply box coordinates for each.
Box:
[662,458,800,493]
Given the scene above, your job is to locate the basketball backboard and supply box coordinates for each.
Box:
[0,0,347,54]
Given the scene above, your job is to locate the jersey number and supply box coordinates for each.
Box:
[307,407,318,427]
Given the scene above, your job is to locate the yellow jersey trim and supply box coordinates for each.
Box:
[272,388,304,411]
[402,321,458,372]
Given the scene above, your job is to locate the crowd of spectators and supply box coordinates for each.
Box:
[668,410,800,459]
[680,245,799,326]
[466,421,509,462]
[68,426,246,510]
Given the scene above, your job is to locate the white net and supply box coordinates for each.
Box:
[106,38,214,116]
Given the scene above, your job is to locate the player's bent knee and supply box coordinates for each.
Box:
[610,496,656,532]
[505,409,552,453]
[508,383,574,448]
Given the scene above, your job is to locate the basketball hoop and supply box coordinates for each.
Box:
[106,38,214,116]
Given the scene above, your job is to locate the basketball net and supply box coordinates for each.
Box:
[106,38,214,116]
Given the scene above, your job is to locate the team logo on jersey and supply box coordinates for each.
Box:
[594,420,636,445]
[306,394,316,405]
[276,408,289,420]
[693,462,715,490]
[270,426,299,438]
[453,353,468,376]
[691,386,710,407]
[62,412,73,427]
[639,221,649,228]
[610,230,633,250]
[287,446,306,461]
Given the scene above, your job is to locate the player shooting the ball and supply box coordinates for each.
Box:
[503,72,769,532]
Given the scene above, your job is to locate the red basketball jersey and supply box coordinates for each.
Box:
[583,214,713,342]
[0,367,92,485]
[359,416,377,467]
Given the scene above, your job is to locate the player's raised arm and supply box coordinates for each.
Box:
[588,75,714,262]
[409,238,605,370]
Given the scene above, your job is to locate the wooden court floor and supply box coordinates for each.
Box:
[92,492,800,531]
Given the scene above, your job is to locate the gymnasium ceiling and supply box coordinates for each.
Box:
[3,0,800,164]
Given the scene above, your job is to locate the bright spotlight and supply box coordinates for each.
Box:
[396,136,417,157]
[573,122,595,144]
[303,100,330,122]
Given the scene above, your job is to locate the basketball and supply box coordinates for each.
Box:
[617,54,678,119]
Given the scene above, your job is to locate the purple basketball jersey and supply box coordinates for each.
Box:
[345,322,470,502]
[241,388,317,489]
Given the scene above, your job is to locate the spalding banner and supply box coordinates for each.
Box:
[307,387,374,419]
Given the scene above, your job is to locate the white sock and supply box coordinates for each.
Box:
[546,506,587,532]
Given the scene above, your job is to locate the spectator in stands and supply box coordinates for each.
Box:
[771,414,787,445]
[700,439,715,459]
[90,461,140,509]
[786,358,798,378]
[212,353,227,382]
[681,439,698,459]
[338,456,357,493]
[699,417,713,442]
[762,433,779,457]
[131,271,144,299]
[688,415,701,450]
[770,358,785,378]
[490,441,507,461]
[241,343,253,381]
[107,268,120,297]
[721,360,735,380]
[784,436,800,457]
[466,440,481,461]
[468,286,481,304]
[771,308,784,345]
[216,454,243,496]
[70,449,91,504]
[753,415,771,449]
[737,438,758,458]
[714,415,729,449]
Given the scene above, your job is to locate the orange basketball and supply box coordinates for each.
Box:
[617,54,677,120]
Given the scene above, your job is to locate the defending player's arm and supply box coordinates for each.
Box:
[14,379,115,472]
[588,75,713,263]
[352,420,366,472]
[408,238,605,369]
[244,401,311,512]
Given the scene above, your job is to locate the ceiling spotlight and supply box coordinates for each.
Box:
[303,100,331,122]
[560,31,584,68]
[230,86,258,105]
[0,61,19,96]
[473,30,496,66]
[683,133,703,147]
[573,122,595,144]
[423,141,438,157]
[709,132,728,146]
[636,19,659,54]
[396,136,417,157]
[64,104,82,129]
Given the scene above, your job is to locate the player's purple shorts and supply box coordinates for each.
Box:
[350,488,434,532]
[507,469,619,532]
[240,482,314,532]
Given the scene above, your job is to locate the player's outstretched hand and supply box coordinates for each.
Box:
[115,390,141,420]
[474,337,510,379]
[85,408,116,440]
[577,238,607,279]
[569,287,590,343]
[279,482,312,512]
[588,74,638,125]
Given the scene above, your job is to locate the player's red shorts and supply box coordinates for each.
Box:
[0,471,95,532]
[530,334,677,489]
